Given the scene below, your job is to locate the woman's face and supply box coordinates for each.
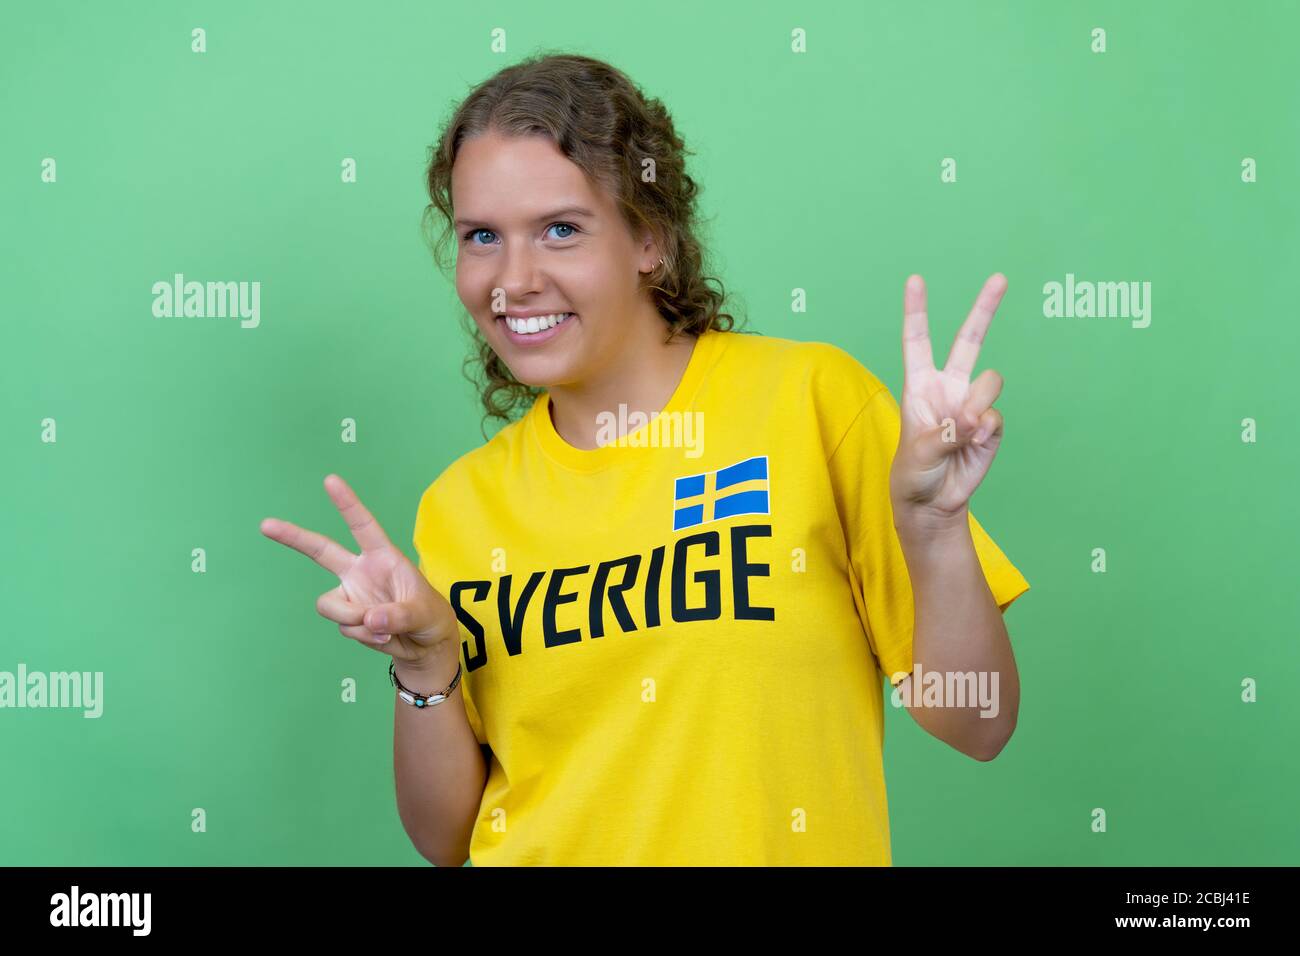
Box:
[451,129,660,387]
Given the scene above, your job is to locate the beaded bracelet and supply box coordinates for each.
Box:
[389,658,462,708]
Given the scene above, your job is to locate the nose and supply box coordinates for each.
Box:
[496,241,546,305]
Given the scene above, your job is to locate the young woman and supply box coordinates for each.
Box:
[261,53,1029,867]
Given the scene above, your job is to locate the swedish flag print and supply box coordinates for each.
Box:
[673,455,770,531]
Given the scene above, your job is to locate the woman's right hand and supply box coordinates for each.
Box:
[260,474,459,670]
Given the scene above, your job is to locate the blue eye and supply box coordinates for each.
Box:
[460,223,579,245]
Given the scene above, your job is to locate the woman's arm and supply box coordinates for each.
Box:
[884,272,1022,760]
[893,513,1020,760]
[392,645,488,867]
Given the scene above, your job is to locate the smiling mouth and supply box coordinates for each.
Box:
[496,312,575,335]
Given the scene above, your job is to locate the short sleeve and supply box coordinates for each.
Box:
[826,385,1030,687]
[415,552,488,745]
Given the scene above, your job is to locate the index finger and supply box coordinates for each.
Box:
[260,517,356,577]
[943,273,1008,381]
[324,474,394,553]
[902,273,936,384]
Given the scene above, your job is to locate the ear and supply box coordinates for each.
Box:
[636,227,662,274]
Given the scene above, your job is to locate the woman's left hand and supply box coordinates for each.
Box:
[889,272,1010,529]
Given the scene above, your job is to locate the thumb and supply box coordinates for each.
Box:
[364,602,419,636]
[909,415,966,464]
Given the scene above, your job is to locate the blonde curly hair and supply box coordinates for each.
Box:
[422,51,744,437]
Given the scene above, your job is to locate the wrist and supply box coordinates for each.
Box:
[393,648,459,691]
[893,504,973,560]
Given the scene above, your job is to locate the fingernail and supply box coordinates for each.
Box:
[372,611,387,630]
[973,427,989,444]
[375,634,391,644]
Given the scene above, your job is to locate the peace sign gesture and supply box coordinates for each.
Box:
[260,474,458,669]
[888,273,1009,525]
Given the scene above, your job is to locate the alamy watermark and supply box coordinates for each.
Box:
[890,663,1000,719]
[595,404,705,458]
[0,664,103,718]
[152,272,260,328]
[50,885,150,936]
[1043,272,1151,328]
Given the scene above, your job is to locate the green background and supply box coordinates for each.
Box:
[3,0,1297,866]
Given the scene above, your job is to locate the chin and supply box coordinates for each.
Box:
[485,313,586,387]
[502,353,579,390]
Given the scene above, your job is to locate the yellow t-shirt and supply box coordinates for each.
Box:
[412,327,1030,866]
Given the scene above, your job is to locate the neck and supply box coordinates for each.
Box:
[547,307,698,451]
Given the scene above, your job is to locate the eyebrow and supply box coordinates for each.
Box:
[453,206,596,229]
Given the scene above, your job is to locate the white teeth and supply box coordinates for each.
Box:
[503,312,572,334]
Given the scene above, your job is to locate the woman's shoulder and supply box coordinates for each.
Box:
[714,328,889,406]
[414,408,535,521]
